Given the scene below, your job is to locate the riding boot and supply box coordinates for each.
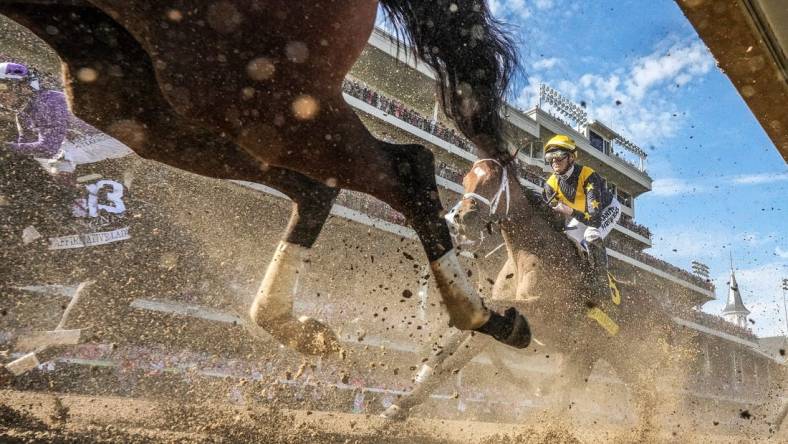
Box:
[587,238,608,270]
[585,238,609,296]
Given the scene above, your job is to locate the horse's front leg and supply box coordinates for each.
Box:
[378,142,530,348]
[242,96,531,350]
[248,171,340,356]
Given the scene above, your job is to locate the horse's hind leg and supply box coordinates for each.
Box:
[607,354,660,437]
[2,4,341,355]
[382,329,483,419]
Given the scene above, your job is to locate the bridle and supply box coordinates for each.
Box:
[445,157,513,250]
[461,158,511,220]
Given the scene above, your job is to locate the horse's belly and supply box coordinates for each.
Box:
[88,1,377,101]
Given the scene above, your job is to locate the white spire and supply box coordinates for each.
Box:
[721,253,750,329]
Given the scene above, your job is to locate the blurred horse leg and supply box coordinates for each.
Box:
[383,329,492,419]
[488,345,536,392]
[537,350,595,419]
[773,401,788,431]
[606,351,661,436]
[2,4,341,355]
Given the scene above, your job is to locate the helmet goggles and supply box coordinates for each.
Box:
[544,149,571,164]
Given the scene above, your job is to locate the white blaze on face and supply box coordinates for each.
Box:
[291,95,319,120]
[473,167,486,178]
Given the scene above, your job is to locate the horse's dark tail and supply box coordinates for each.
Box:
[380,0,518,163]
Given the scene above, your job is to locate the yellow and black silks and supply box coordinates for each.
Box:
[546,165,594,213]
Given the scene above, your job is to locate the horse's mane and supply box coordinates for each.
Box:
[379,0,519,163]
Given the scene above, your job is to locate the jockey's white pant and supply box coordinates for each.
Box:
[564,199,621,248]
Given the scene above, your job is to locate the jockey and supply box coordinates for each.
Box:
[0,61,70,161]
[542,134,621,274]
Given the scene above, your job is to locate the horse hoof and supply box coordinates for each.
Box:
[297,316,342,354]
[267,315,342,357]
[380,404,406,421]
[476,307,531,349]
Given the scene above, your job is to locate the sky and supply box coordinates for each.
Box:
[387,0,788,336]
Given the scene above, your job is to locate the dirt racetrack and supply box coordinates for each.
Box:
[0,388,783,443]
[2,13,787,444]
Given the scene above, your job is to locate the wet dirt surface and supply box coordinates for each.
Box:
[1,389,784,443]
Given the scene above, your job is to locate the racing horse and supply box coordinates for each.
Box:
[383,157,684,431]
[0,0,530,356]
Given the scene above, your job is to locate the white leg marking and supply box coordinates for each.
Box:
[415,364,434,384]
[430,249,490,330]
[6,353,40,376]
[250,241,308,322]
[15,329,83,352]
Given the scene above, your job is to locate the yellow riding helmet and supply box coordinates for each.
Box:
[544,134,577,154]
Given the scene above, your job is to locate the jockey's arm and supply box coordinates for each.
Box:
[579,171,606,228]
[542,181,558,207]
[544,179,575,218]
[5,91,69,158]
[6,123,67,157]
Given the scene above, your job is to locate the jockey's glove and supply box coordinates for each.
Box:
[552,202,573,217]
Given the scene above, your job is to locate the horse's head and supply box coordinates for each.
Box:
[446,159,511,249]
